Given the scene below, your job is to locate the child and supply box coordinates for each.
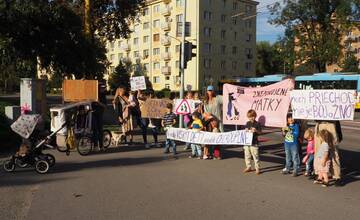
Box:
[282,113,300,177]
[314,129,333,187]
[162,103,177,156]
[189,112,203,159]
[303,128,315,177]
[211,119,222,160]
[243,109,262,175]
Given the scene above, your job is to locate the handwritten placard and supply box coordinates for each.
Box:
[130,76,146,91]
[166,128,253,145]
[290,90,356,120]
[141,98,172,119]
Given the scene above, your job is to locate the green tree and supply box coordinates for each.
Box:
[269,0,360,73]
[108,61,131,92]
[341,54,360,73]
[274,27,296,75]
[256,41,282,76]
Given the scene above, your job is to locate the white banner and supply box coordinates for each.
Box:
[173,99,202,115]
[130,76,146,91]
[290,90,356,120]
[166,128,253,145]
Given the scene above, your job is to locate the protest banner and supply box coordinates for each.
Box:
[290,90,356,121]
[141,98,172,119]
[223,79,294,127]
[173,99,202,115]
[130,76,146,91]
[166,128,253,145]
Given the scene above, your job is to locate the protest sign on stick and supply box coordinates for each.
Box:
[173,99,202,115]
[166,128,253,145]
[141,98,172,119]
[290,90,356,120]
[223,79,294,127]
[130,76,146,91]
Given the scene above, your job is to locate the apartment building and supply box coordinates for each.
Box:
[105,0,258,91]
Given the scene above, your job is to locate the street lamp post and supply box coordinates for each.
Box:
[179,0,187,128]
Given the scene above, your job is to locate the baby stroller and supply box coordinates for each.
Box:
[3,114,63,174]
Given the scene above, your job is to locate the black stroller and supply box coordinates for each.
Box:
[3,114,64,174]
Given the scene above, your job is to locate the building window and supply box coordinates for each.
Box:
[233,1,238,10]
[245,62,252,70]
[205,0,211,5]
[221,14,226,23]
[134,24,140,33]
[232,46,237,54]
[246,5,252,14]
[118,53,123,60]
[143,35,149,43]
[143,22,150,29]
[134,51,140,58]
[204,27,212,37]
[143,49,149,58]
[153,48,160,55]
[245,48,252,59]
[117,41,121,48]
[153,5,160,13]
[176,0,184,7]
[245,20,252,28]
[175,60,180,68]
[221,30,226,40]
[110,41,114,51]
[153,76,160,83]
[221,45,226,54]
[153,62,160,70]
[234,32,238,40]
[176,45,181,52]
[232,61,237,70]
[165,76,170,80]
[204,59,211,68]
[222,0,226,7]
[204,11,212,21]
[153,19,160,28]
[143,8,149,16]
[176,14,183,22]
[204,43,212,53]
[165,83,170,89]
[174,76,180,84]
[232,17,237,25]
[246,34,252,42]
[110,54,115,61]
[153,34,160,42]
[144,63,149,72]
[221,61,226,69]
[133,38,139,45]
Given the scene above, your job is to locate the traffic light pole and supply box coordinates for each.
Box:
[179,0,186,128]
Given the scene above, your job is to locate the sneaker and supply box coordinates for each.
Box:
[304,172,309,177]
[322,182,329,187]
[203,156,209,160]
[243,168,252,173]
[188,155,195,158]
[197,156,202,160]
[281,168,290,174]
[313,180,323,184]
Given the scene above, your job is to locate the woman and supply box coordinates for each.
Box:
[203,85,224,132]
[113,87,135,144]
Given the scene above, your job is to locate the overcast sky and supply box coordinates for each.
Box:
[256,0,285,43]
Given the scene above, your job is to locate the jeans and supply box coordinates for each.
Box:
[139,118,158,144]
[306,153,314,174]
[284,142,300,173]
[164,139,176,155]
[191,144,202,157]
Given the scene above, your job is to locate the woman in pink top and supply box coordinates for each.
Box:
[304,128,315,177]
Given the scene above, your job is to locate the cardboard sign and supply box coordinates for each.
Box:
[223,79,294,127]
[63,80,98,102]
[290,90,356,120]
[166,128,253,145]
[173,99,202,115]
[141,98,172,119]
[130,76,146,91]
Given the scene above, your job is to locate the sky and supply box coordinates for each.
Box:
[256,0,285,43]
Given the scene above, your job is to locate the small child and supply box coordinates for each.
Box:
[211,119,222,160]
[314,129,333,187]
[162,103,177,156]
[282,113,300,177]
[243,109,262,175]
[303,128,315,177]
[189,112,203,159]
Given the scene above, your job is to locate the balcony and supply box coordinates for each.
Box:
[161,37,171,46]
[121,43,131,51]
[162,5,171,16]
[247,54,253,59]
[162,52,171,60]
[161,22,171,31]
[161,66,171,75]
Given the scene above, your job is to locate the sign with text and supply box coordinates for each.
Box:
[290,90,356,120]
[173,99,202,115]
[166,128,253,145]
[130,76,146,91]
[223,79,294,127]
[141,98,172,119]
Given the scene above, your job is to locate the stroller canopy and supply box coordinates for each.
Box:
[11,114,42,139]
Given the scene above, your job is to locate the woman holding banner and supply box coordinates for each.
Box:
[203,85,224,132]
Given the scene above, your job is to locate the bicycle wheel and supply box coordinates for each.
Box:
[3,159,15,172]
[102,130,112,149]
[77,137,93,156]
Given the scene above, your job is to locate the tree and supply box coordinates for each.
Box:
[269,0,360,73]
[341,54,360,73]
[108,61,131,92]
[256,41,282,76]
[274,27,296,75]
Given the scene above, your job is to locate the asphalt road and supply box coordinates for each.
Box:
[0,122,359,220]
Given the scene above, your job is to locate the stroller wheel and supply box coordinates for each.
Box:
[45,154,56,167]
[3,160,15,172]
[35,160,49,174]
[102,130,112,149]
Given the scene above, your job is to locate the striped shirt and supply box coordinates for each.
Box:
[162,112,177,127]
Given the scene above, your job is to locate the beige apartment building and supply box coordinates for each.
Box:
[105,0,258,91]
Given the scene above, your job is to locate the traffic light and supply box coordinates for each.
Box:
[183,41,196,69]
